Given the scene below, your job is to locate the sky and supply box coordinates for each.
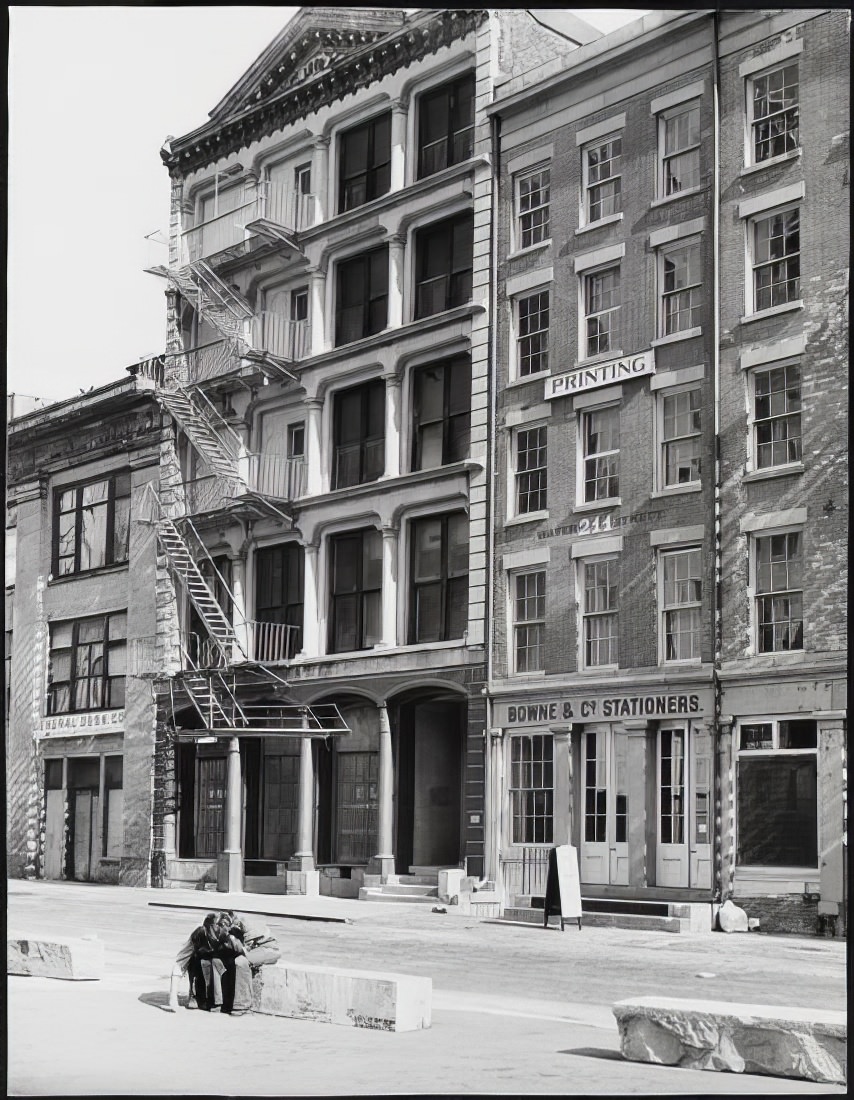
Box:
[7,7,646,404]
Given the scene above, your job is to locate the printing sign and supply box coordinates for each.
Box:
[38,709,125,738]
[545,350,655,400]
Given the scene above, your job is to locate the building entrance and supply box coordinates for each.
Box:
[656,725,712,889]
[67,757,101,881]
[579,728,629,885]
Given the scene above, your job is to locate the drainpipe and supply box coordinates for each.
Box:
[711,7,724,905]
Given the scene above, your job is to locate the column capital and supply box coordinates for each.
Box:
[305,396,323,410]
[313,134,331,149]
[385,232,406,248]
[390,96,409,114]
[381,369,402,386]
[308,263,328,279]
[381,523,400,537]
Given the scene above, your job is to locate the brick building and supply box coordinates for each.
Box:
[484,8,847,935]
[6,376,163,885]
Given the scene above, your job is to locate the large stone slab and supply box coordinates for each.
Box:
[251,961,431,1031]
[613,996,846,1085]
[7,936,104,980]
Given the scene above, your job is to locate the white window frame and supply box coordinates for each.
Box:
[579,264,621,361]
[577,402,620,507]
[514,165,551,252]
[508,732,555,845]
[512,287,550,380]
[655,381,702,492]
[658,237,702,338]
[576,554,619,671]
[749,527,804,655]
[746,358,803,474]
[509,568,546,675]
[657,99,701,199]
[658,545,702,665]
[510,423,548,519]
[744,203,801,318]
[580,132,622,228]
[745,60,800,169]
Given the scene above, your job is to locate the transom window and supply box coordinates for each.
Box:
[661,240,702,335]
[516,167,550,249]
[414,214,473,319]
[584,135,622,223]
[751,207,800,312]
[409,512,469,644]
[749,63,799,164]
[510,734,554,844]
[411,355,471,471]
[581,405,619,503]
[660,386,702,488]
[338,112,391,212]
[753,362,802,469]
[513,571,545,674]
[516,291,550,377]
[53,473,131,577]
[583,266,620,358]
[48,613,127,715]
[581,557,618,668]
[755,531,803,653]
[329,529,382,653]
[660,102,701,196]
[661,547,702,662]
[515,426,547,515]
[417,72,475,178]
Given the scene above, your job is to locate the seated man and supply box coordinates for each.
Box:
[168,911,236,1012]
[215,911,281,1016]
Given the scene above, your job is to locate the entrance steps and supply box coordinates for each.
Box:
[499,895,714,933]
[358,866,444,904]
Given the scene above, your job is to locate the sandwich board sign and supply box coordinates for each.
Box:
[543,844,582,930]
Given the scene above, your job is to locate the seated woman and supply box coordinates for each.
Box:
[215,911,281,1016]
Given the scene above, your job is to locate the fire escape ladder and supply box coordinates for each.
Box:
[168,262,251,344]
[156,386,244,480]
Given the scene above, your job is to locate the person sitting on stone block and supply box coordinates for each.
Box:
[167,911,236,1013]
[214,910,281,1017]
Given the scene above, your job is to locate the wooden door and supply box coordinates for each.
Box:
[657,727,689,887]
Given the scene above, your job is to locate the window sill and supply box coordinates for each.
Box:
[573,498,621,514]
[650,484,702,498]
[651,327,702,347]
[742,462,804,483]
[48,562,129,586]
[746,648,806,665]
[575,212,623,235]
[302,638,468,662]
[740,148,802,177]
[505,510,549,528]
[506,240,552,262]
[649,185,705,208]
[660,658,703,668]
[740,301,803,324]
[506,370,550,388]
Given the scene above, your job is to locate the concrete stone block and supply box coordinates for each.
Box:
[613,996,846,1085]
[7,936,104,980]
[252,961,431,1032]
[438,868,464,902]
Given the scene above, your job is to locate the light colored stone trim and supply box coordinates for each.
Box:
[503,546,551,571]
[574,242,625,273]
[739,334,805,369]
[649,217,705,248]
[650,80,705,115]
[650,364,705,390]
[570,534,623,559]
[739,38,803,78]
[738,181,804,219]
[506,267,553,298]
[739,506,808,533]
[649,525,705,547]
[575,113,626,146]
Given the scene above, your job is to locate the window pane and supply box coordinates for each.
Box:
[737,756,817,866]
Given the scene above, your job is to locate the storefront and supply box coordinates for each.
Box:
[494,683,715,899]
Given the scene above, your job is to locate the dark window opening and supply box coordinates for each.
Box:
[414,214,473,319]
[333,379,385,489]
[255,543,304,659]
[418,73,475,178]
[411,355,471,470]
[335,247,389,345]
[339,112,391,212]
[329,529,382,653]
[409,512,469,644]
[53,472,131,577]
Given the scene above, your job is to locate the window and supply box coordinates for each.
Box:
[335,247,388,345]
[516,291,549,377]
[660,547,702,662]
[581,557,618,668]
[53,473,131,577]
[514,426,547,515]
[513,571,545,673]
[411,355,471,470]
[659,386,702,488]
[290,288,309,359]
[414,214,473,319]
[736,718,817,867]
[409,512,468,643]
[750,207,800,313]
[510,734,554,844]
[287,422,305,460]
[659,102,701,196]
[338,112,391,212]
[583,135,621,223]
[752,362,802,469]
[48,612,127,714]
[102,755,123,859]
[418,72,475,178]
[516,167,550,249]
[333,380,385,489]
[255,543,304,659]
[583,266,620,358]
[329,529,382,653]
[581,405,619,503]
[755,531,803,652]
[660,240,702,336]
[749,63,799,165]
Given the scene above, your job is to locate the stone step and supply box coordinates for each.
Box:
[358,888,441,905]
[396,874,442,886]
[508,896,714,932]
[500,907,684,933]
[378,883,438,896]
[408,865,455,878]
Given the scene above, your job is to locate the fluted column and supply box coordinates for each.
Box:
[387,234,405,329]
[379,525,399,648]
[309,269,327,356]
[312,136,330,224]
[217,736,243,893]
[305,398,323,496]
[390,98,408,191]
[300,543,320,658]
[383,372,401,479]
[372,702,396,881]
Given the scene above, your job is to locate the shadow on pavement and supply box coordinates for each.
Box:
[560,1047,624,1062]
[139,990,183,1011]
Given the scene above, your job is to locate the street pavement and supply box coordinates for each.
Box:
[7,878,847,1096]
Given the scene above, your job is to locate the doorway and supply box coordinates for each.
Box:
[66,757,100,881]
[656,726,712,888]
[579,728,629,885]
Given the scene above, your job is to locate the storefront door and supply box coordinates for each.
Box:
[656,726,712,889]
[579,729,628,885]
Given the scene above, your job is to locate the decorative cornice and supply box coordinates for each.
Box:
[164,10,486,181]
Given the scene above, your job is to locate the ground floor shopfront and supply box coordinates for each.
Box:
[158,669,487,894]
